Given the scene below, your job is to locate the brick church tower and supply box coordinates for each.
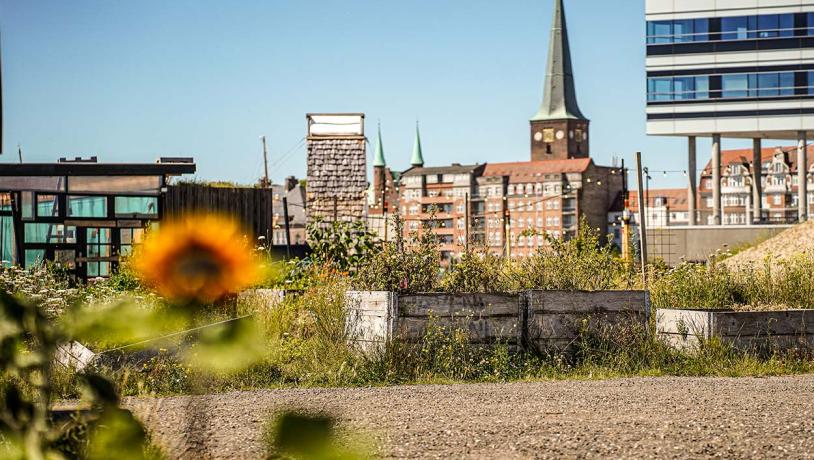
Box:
[530,0,589,161]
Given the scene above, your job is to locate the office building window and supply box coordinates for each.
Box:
[722,74,749,98]
[648,14,794,44]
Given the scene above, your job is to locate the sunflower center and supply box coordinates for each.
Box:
[171,247,224,282]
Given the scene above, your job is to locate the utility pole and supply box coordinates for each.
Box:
[635,152,648,287]
[282,196,292,259]
[17,144,22,164]
[260,135,270,188]
[503,199,511,259]
[464,192,470,251]
[381,186,387,242]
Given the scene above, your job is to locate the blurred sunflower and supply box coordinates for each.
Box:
[133,214,262,304]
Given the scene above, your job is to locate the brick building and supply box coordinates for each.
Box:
[381,0,624,261]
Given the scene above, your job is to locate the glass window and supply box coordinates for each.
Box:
[722,74,749,98]
[808,71,814,95]
[21,192,34,220]
[86,228,112,278]
[757,73,779,97]
[24,223,76,244]
[54,249,76,269]
[649,21,673,44]
[779,72,795,96]
[68,196,107,218]
[36,194,60,217]
[674,77,695,100]
[693,19,709,42]
[673,19,694,43]
[115,196,158,218]
[779,14,795,37]
[24,249,45,269]
[695,76,710,99]
[757,14,780,38]
[0,215,16,266]
[809,13,814,36]
[649,78,673,101]
[721,16,750,40]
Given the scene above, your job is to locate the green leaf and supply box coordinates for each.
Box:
[180,317,265,374]
[85,408,149,460]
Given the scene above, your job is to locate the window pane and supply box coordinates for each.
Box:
[722,74,749,98]
[694,19,709,41]
[758,73,779,97]
[809,13,814,36]
[653,78,673,101]
[68,176,162,194]
[24,250,45,269]
[21,192,34,220]
[0,215,16,266]
[779,72,795,96]
[652,21,673,44]
[695,76,710,99]
[758,14,779,38]
[24,223,76,244]
[779,14,795,37]
[722,16,749,40]
[674,77,695,100]
[36,195,59,217]
[115,196,158,217]
[673,19,694,43]
[68,196,107,218]
[809,71,814,94]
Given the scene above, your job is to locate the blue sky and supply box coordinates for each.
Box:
[0,0,788,188]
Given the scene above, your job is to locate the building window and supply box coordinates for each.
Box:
[68,196,107,218]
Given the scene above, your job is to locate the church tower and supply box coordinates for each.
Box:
[530,0,589,161]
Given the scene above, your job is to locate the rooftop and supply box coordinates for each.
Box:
[483,158,592,178]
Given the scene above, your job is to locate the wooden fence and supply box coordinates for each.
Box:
[164,184,275,239]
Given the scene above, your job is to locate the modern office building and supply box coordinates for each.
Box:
[646,0,814,225]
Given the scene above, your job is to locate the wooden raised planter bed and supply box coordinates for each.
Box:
[656,308,814,352]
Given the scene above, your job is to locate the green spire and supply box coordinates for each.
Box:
[410,122,424,167]
[532,0,587,122]
[373,123,386,167]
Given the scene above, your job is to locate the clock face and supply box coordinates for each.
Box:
[556,130,565,140]
[534,131,543,142]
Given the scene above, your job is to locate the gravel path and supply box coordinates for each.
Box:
[126,375,814,459]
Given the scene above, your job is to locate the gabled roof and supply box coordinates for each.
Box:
[483,158,591,179]
[701,145,814,175]
[627,188,690,213]
[401,163,484,177]
[531,0,587,122]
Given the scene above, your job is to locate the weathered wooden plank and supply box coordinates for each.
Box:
[396,316,520,343]
[655,309,713,337]
[713,310,814,337]
[398,293,519,317]
[527,291,647,314]
[528,312,643,340]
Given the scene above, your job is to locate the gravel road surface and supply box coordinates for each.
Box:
[126,375,814,459]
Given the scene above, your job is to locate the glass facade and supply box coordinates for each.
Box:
[648,72,797,102]
[647,13,797,44]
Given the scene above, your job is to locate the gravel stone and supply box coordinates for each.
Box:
[126,375,814,459]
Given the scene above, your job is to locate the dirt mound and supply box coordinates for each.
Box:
[723,220,814,270]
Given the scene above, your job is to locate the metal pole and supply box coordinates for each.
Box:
[712,134,722,225]
[381,186,387,242]
[261,136,270,188]
[635,152,648,287]
[798,131,808,223]
[282,196,292,259]
[687,137,697,226]
[464,192,470,251]
[752,138,762,224]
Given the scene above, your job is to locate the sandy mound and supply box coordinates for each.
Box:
[723,220,814,270]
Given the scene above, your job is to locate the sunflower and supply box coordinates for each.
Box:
[132,214,261,304]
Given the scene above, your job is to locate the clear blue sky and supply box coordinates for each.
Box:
[0,0,790,188]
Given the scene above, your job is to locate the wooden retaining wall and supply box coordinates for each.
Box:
[239,289,650,352]
[657,308,814,351]
[525,290,650,352]
[396,294,523,346]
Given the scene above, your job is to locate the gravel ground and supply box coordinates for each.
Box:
[723,220,814,270]
[126,375,814,459]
